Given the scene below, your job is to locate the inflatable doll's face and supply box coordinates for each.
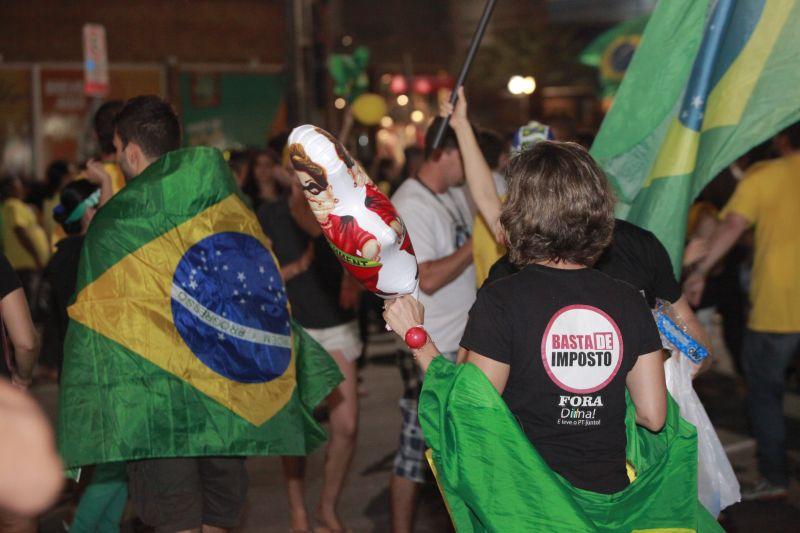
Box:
[289,142,337,221]
[294,170,336,222]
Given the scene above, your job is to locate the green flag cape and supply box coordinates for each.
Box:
[419,357,722,532]
[58,147,342,468]
[591,0,800,273]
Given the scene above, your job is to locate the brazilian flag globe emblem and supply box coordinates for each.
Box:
[59,147,342,468]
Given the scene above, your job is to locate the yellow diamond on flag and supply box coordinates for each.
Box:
[68,194,296,426]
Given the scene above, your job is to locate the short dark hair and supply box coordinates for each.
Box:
[94,100,124,155]
[476,128,506,169]
[501,141,615,267]
[46,160,70,195]
[113,95,181,160]
[423,117,459,160]
[0,176,18,201]
[227,150,250,174]
[54,180,99,235]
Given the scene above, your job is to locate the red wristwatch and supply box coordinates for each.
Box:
[404,325,428,350]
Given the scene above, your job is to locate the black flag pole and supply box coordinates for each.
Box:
[431,0,498,152]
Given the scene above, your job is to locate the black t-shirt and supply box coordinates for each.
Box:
[257,196,353,329]
[0,253,21,299]
[461,264,662,493]
[40,235,84,375]
[484,219,682,307]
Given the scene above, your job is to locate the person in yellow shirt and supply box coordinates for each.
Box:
[685,123,800,501]
[471,123,553,286]
[0,177,50,302]
[93,100,127,195]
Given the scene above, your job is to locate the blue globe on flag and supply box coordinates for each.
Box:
[171,232,292,384]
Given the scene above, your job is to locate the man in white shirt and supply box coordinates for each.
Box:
[389,117,476,533]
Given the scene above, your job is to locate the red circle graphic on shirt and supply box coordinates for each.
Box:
[540,304,624,394]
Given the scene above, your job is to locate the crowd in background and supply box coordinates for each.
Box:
[0,91,797,532]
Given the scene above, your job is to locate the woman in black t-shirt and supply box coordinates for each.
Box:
[384,141,667,494]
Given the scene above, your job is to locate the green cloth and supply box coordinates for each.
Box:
[58,147,343,469]
[419,357,722,532]
[591,0,800,273]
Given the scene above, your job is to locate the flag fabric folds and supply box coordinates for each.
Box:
[419,356,722,532]
[591,0,800,273]
[58,147,342,468]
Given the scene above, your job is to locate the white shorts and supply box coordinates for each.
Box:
[304,320,363,363]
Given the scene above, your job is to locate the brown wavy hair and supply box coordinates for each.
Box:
[500,141,615,267]
[289,143,329,194]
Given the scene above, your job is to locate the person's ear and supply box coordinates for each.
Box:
[125,142,145,174]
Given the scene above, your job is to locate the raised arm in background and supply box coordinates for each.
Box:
[1,287,40,389]
[442,88,503,243]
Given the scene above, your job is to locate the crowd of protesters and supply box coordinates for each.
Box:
[0,86,796,533]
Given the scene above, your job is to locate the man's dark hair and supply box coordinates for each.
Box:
[476,128,506,169]
[0,176,19,201]
[45,160,70,196]
[94,100,124,155]
[423,117,459,160]
[227,150,250,174]
[113,95,181,160]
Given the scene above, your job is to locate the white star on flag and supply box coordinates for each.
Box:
[237,272,246,282]
[259,266,265,274]
[189,280,198,290]
[691,95,704,109]
[218,332,225,340]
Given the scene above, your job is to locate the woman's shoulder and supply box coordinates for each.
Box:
[591,267,650,305]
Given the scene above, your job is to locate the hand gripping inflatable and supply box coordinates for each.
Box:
[287,125,419,297]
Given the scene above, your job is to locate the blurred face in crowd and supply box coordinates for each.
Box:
[233,163,249,188]
[253,153,276,187]
[439,147,465,187]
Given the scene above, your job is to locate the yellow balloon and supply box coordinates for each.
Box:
[351,93,388,126]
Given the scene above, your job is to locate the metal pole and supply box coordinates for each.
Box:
[431,0,497,151]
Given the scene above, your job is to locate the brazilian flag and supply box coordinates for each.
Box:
[592,0,800,274]
[420,357,722,532]
[58,147,342,468]
[579,14,650,105]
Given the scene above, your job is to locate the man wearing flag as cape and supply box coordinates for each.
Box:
[58,96,342,533]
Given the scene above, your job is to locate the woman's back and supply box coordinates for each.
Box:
[461,263,662,493]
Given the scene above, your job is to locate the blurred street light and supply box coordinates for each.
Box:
[507,75,536,95]
[334,97,346,109]
[410,110,425,123]
[397,94,409,106]
[380,116,394,128]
